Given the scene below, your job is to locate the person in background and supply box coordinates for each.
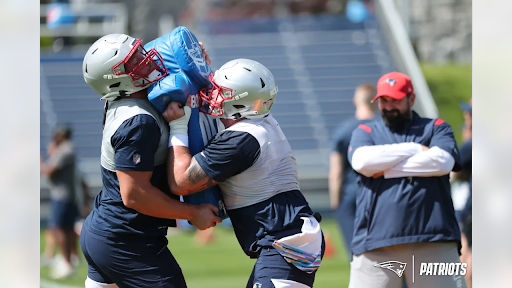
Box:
[329,83,376,259]
[452,98,472,288]
[40,125,80,279]
[347,72,465,288]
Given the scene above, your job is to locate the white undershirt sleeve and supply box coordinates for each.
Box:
[383,146,455,178]
[351,142,423,177]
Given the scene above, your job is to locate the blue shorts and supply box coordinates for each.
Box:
[49,199,78,229]
[80,225,187,288]
[246,237,325,288]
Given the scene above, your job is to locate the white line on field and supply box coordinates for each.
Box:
[40,279,82,288]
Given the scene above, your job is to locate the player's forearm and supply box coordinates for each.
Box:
[351,143,423,177]
[167,146,194,195]
[123,183,198,221]
[328,152,343,208]
[328,175,342,209]
[383,146,455,178]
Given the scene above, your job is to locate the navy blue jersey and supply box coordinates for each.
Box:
[195,130,261,182]
[347,111,462,255]
[86,115,178,237]
[332,117,375,196]
[195,128,313,258]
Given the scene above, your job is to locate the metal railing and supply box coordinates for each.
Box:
[374,0,438,119]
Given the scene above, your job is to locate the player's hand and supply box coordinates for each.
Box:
[198,41,211,65]
[163,96,192,123]
[191,203,222,230]
[421,145,429,151]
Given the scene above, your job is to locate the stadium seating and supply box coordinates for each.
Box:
[40,15,396,200]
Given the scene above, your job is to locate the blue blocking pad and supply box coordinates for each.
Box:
[145,27,227,219]
[145,26,213,89]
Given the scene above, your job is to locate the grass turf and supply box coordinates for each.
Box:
[40,218,350,287]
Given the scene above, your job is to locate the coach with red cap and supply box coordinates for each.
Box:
[346,72,466,288]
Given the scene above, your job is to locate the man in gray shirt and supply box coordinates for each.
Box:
[40,126,79,279]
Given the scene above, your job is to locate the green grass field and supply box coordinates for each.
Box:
[40,219,351,287]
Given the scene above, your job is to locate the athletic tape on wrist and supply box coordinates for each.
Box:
[168,134,189,147]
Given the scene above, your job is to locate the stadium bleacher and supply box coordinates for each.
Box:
[40,15,396,210]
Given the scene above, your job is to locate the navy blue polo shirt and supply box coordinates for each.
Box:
[86,115,178,238]
[347,111,462,255]
[332,117,375,198]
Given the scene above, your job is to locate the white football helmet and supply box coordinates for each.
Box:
[199,59,278,119]
[82,34,167,100]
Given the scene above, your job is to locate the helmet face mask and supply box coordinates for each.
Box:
[83,34,167,100]
[199,59,278,120]
[112,39,166,88]
[199,73,234,117]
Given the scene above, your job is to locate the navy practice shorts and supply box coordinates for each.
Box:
[246,237,325,288]
[49,199,78,229]
[80,225,187,288]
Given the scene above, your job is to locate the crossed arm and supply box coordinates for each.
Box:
[351,142,455,179]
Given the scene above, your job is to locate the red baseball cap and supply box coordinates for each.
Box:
[372,71,414,103]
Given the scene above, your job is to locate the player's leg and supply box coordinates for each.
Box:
[80,225,117,288]
[249,247,317,288]
[403,242,466,288]
[50,199,76,279]
[64,201,80,265]
[348,247,405,288]
[81,227,187,288]
[41,229,56,266]
[85,277,119,288]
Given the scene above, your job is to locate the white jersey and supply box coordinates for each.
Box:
[195,113,300,209]
[101,98,169,172]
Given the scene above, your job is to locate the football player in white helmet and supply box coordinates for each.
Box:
[164,59,324,288]
[83,34,167,100]
[80,34,220,288]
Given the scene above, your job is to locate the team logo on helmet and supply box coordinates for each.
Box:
[382,78,397,87]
